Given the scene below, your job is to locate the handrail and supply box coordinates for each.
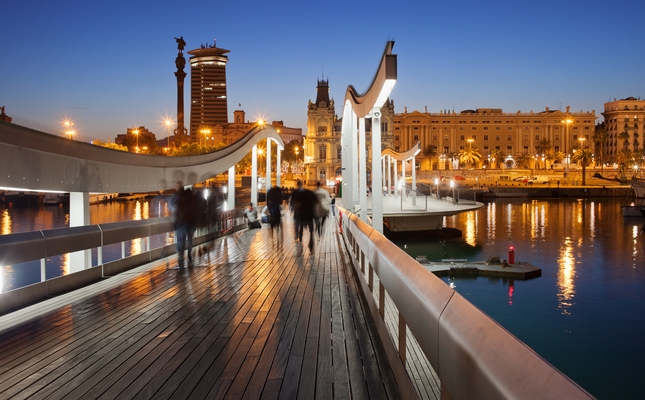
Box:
[337,207,592,399]
[0,209,246,314]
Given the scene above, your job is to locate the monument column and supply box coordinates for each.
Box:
[174,36,189,144]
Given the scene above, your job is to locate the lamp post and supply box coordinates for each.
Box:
[434,177,439,199]
[200,128,211,146]
[132,128,139,152]
[294,146,300,175]
[63,120,75,139]
[164,119,173,150]
[561,117,573,175]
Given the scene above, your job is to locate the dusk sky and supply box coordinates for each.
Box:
[2,0,644,143]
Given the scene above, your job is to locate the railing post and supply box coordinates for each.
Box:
[379,281,385,318]
[40,258,46,282]
[399,313,407,363]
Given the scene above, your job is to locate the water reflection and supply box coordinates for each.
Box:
[557,236,576,315]
[2,209,11,235]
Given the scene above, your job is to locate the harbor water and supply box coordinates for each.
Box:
[393,197,645,400]
[1,196,644,399]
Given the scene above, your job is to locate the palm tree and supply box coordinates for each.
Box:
[553,151,565,163]
[593,127,608,173]
[448,152,459,170]
[618,131,630,150]
[489,148,504,169]
[422,144,438,170]
[616,149,633,181]
[458,146,483,169]
[514,153,532,169]
[571,148,594,185]
[535,138,552,157]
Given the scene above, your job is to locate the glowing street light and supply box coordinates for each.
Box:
[164,119,173,149]
[63,120,75,139]
[133,128,139,152]
[200,128,211,146]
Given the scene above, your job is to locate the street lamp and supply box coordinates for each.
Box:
[164,119,173,149]
[133,128,139,152]
[63,120,75,139]
[200,128,211,146]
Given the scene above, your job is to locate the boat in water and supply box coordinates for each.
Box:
[622,178,645,217]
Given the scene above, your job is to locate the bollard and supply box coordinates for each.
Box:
[339,211,343,234]
[508,246,515,264]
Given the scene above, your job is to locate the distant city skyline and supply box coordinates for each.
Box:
[2,0,644,143]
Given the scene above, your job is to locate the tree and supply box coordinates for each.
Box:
[422,144,438,170]
[535,138,552,157]
[593,126,608,173]
[91,140,128,152]
[488,148,504,169]
[571,148,594,185]
[553,151,565,163]
[514,153,532,169]
[458,146,482,169]
[616,149,633,181]
[618,131,630,150]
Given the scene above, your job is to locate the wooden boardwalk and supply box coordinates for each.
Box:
[0,215,402,399]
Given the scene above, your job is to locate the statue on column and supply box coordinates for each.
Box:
[173,36,188,145]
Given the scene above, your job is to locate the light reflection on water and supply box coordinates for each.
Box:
[392,197,645,400]
[0,195,172,292]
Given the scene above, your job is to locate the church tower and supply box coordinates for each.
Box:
[304,79,337,185]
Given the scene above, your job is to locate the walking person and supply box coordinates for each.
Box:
[314,181,331,237]
[266,185,283,232]
[290,179,318,252]
[169,181,197,269]
[331,194,336,216]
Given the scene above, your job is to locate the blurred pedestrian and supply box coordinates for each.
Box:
[314,181,331,236]
[267,185,283,232]
[290,179,318,252]
[331,194,336,216]
[169,181,197,269]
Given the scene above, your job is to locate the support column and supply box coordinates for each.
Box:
[227,165,235,211]
[266,138,272,191]
[359,117,367,222]
[387,155,392,195]
[402,159,406,199]
[69,191,91,272]
[276,144,281,187]
[251,145,258,205]
[371,108,383,233]
[412,156,417,206]
[393,159,398,197]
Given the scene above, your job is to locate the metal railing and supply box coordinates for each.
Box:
[0,209,246,314]
[337,207,592,400]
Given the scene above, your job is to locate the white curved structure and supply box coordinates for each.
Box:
[0,120,283,270]
[341,41,397,233]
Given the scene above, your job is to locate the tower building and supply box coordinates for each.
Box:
[188,41,230,139]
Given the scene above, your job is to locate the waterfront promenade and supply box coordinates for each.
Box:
[0,215,404,399]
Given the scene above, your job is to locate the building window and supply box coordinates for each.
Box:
[337,146,342,159]
[484,135,489,140]
[524,135,528,140]
[507,135,512,141]
[395,135,400,141]
[496,135,501,141]
[319,169,326,180]
[555,134,560,141]
[318,146,327,160]
[413,135,419,140]
[433,135,438,141]
[460,135,465,141]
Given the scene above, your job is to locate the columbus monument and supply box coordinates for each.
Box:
[173,36,189,144]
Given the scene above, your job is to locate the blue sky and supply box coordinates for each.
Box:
[2,0,644,143]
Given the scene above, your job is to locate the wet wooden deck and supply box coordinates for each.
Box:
[0,215,402,399]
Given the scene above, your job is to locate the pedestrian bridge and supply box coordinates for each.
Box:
[0,208,592,399]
